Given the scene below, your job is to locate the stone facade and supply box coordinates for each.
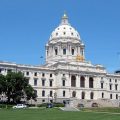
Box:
[0,14,120,107]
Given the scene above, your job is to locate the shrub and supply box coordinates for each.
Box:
[37,103,48,107]
[53,103,64,107]
[37,103,64,107]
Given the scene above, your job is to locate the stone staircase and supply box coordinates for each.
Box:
[65,98,119,108]
[59,107,80,111]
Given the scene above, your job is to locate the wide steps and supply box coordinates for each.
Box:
[59,107,80,111]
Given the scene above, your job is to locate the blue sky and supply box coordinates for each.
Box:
[0,0,120,72]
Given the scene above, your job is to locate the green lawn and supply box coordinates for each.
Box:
[0,108,120,120]
[83,107,120,113]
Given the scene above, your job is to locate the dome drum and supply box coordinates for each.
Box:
[46,14,85,63]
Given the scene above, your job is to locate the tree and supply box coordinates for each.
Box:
[0,74,6,94]
[24,85,37,101]
[0,71,37,103]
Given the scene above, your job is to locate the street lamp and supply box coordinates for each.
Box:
[47,94,50,103]
[54,92,57,103]
[119,96,120,107]
[40,56,44,65]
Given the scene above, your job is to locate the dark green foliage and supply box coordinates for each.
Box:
[37,103,48,107]
[53,103,64,107]
[0,103,13,109]
[0,72,37,103]
[0,74,6,94]
[38,103,64,107]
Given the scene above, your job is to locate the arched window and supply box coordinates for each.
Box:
[71,48,74,55]
[72,91,76,97]
[71,75,76,87]
[81,92,85,99]
[42,90,45,97]
[63,48,66,55]
[55,49,58,55]
[90,92,94,99]
[89,77,94,88]
[80,76,85,88]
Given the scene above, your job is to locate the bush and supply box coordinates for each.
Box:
[0,104,13,109]
[53,103,64,107]
[37,103,64,107]
[37,103,48,107]
[27,104,36,107]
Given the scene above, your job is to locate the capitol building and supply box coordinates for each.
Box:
[0,14,120,107]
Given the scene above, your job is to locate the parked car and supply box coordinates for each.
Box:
[92,103,98,107]
[12,104,27,109]
[46,103,53,108]
[77,103,84,108]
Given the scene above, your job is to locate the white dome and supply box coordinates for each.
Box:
[49,14,81,42]
[50,25,80,40]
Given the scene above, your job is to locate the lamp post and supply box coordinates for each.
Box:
[40,56,43,65]
[48,94,50,103]
[51,96,53,103]
[54,92,57,103]
[119,96,120,107]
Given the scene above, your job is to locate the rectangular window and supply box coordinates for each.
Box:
[34,79,38,86]
[50,91,53,97]
[71,49,74,55]
[102,93,104,98]
[101,83,103,89]
[62,80,65,86]
[42,73,45,77]
[110,94,112,99]
[55,49,58,55]
[63,48,66,55]
[115,84,118,90]
[42,90,45,97]
[34,72,37,76]
[116,94,118,99]
[0,69,2,73]
[42,80,45,86]
[50,80,52,87]
[109,84,112,90]
[63,91,65,97]
[50,74,52,77]
[115,79,117,83]
[26,72,29,76]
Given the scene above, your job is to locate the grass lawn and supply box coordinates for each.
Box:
[83,107,120,113]
[0,108,120,120]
